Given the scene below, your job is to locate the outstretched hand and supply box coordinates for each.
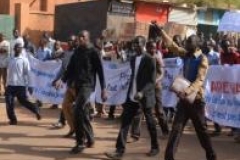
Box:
[176,91,187,100]
[150,20,163,33]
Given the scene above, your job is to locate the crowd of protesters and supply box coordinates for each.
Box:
[0,23,240,160]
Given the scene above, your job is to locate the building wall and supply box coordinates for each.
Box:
[1,0,81,44]
[107,14,135,41]
[135,2,169,38]
[135,2,169,24]
[0,0,10,14]
[54,0,109,42]
[26,12,54,44]
[8,0,80,15]
[197,9,225,26]
[168,7,197,26]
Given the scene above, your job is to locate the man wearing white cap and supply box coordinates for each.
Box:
[10,29,24,57]
[5,43,41,125]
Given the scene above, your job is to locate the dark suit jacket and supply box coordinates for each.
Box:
[127,53,156,108]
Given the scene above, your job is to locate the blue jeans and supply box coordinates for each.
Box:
[5,86,39,122]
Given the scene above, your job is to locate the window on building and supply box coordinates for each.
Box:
[40,0,47,11]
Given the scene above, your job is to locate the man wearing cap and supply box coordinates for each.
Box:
[11,29,24,57]
[0,33,10,95]
[5,43,41,125]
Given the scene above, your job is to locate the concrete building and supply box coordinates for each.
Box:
[0,0,81,44]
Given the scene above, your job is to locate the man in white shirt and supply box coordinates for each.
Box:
[105,36,159,159]
[43,31,56,51]
[35,38,52,61]
[129,40,169,141]
[5,43,41,125]
[10,29,24,57]
[0,33,10,94]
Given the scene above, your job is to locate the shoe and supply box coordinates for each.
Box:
[164,155,174,160]
[36,113,42,120]
[63,131,74,138]
[50,104,58,109]
[227,131,234,137]
[106,116,115,121]
[85,141,95,148]
[69,145,85,154]
[36,100,43,107]
[146,148,159,157]
[105,151,123,160]
[52,122,65,128]
[35,103,42,120]
[206,153,217,160]
[160,135,168,140]
[209,131,221,137]
[127,136,139,143]
[234,136,240,143]
[9,121,17,125]
[101,110,107,115]
[95,113,103,118]
[107,114,115,120]
[161,133,169,140]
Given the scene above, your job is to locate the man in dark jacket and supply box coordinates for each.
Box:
[105,36,159,159]
[61,30,107,154]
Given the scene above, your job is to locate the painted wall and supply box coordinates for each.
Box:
[135,2,169,24]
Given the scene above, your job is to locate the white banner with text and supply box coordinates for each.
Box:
[205,65,240,128]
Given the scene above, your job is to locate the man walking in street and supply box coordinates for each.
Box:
[128,40,169,143]
[35,38,52,61]
[147,40,169,137]
[156,25,217,160]
[52,35,77,137]
[5,43,41,125]
[105,36,159,159]
[11,29,24,57]
[61,30,107,154]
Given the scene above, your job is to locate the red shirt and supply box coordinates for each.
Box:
[221,51,240,65]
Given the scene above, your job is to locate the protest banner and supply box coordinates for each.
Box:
[161,57,183,108]
[94,58,183,106]
[94,61,131,105]
[205,65,240,128]
[28,55,66,104]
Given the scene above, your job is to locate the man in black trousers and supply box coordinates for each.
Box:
[105,36,159,159]
[60,30,107,154]
[5,43,41,125]
[129,40,169,142]
[155,25,217,160]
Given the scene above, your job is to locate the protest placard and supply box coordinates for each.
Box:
[205,65,240,128]
[28,55,66,104]
[161,57,183,107]
[94,61,131,105]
